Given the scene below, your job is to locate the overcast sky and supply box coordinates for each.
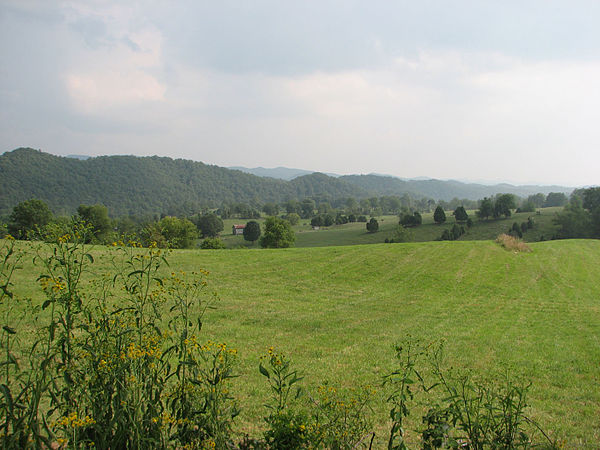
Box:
[1,1,599,186]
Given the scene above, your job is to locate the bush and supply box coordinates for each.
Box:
[366,218,379,233]
[260,217,295,248]
[201,237,227,249]
[496,233,532,252]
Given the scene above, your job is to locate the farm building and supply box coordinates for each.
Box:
[232,224,245,235]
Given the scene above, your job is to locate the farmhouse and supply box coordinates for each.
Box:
[232,224,245,235]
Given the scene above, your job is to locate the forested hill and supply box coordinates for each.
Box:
[0,148,367,216]
[340,174,572,202]
[0,148,573,217]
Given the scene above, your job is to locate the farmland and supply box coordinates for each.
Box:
[219,207,562,249]
[6,237,600,446]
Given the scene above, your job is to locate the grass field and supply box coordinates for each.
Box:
[218,207,562,249]
[6,236,600,446]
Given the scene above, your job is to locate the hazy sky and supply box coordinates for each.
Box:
[1,1,599,186]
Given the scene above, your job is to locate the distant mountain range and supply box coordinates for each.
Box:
[0,148,573,217]
[228,166,339,180]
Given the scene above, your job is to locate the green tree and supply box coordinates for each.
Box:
[527,193,546,208]
[195,213,224,238]
[544,192,568,207]
[300,199,316,219]
[494,194,517,218]
[260,217,295,248]
[243,220,261,245]
[285,213,300,226]
[147,216,197,248]
[433,206,446,224]
[366,218,379,233]
[476,197,494,220]
[262,203,279,216]
[77,204,113,243]
[453,206,468,223]
[8,198,53,239]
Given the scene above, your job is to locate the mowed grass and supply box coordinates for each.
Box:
[218,207,561,249]
[7,238,600,446]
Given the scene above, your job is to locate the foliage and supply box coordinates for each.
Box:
[476,197,494,220]
[285,213,300,226]
[496,234,532,252]
[195,213,224,238]
[392,226,414,243]
[384,338,429,449]
[399,212,422,227]
[452,206,468,223]
[200,237,227,249]
[544,192,568,207]
[433,206,446,224]
[493,194,517,219]
[243,221,261,244]
[440,224,465,241]
[143,216,197,248]
[260,217,295,248]
[516,201,536,213]
[366,218,379,233]
[77,204,113,243]
[7,199,53,239]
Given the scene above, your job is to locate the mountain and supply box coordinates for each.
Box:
[0,149,365,216]
[228,166,339,180]
[0,148,573,217]
[339,174,572,202]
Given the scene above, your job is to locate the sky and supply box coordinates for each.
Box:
[1,1,599,186]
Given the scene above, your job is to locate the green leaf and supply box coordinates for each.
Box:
[259,363,270,379]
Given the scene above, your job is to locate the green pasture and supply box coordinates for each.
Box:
[217,207,561,249]
[6,237,600,446]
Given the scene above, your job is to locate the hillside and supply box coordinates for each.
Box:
[8,238,600,445]
[0,148,366,216]
[1,148,573,217]
[340,174,573,201]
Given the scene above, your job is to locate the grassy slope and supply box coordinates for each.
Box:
[218,207,561,249]
[8,238,600,445]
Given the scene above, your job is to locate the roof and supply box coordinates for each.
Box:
[233,224,246,229]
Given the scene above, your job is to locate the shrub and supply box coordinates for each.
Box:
[201,237,227,249]
[366,218,379,233]
[496,233,532,252]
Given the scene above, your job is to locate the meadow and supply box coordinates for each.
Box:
[219,208,561,249]
[5,235,599,447]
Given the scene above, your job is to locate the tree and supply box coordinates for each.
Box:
[400,212,422,227]
[262,203,279,216]
[453,206,468,223]
[300,199,316,219]
[544,192,568,207]
[243,220,261,244]
[285,213,300,226]
[195,213,224,238]
[260,216,295,248]
[8,199,53,239]
[494,194,517,218]
[433,206,446,224]
[152,216,197,249]
[77,204,112,243]
[476,197,494,220]
[527,193,546,208]
[366,218,379,233]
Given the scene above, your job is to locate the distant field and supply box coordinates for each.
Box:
[7,237,600,446]
[217,207,562,249]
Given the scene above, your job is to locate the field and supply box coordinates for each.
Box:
[218,207,562,249]
[6,236,600,446]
